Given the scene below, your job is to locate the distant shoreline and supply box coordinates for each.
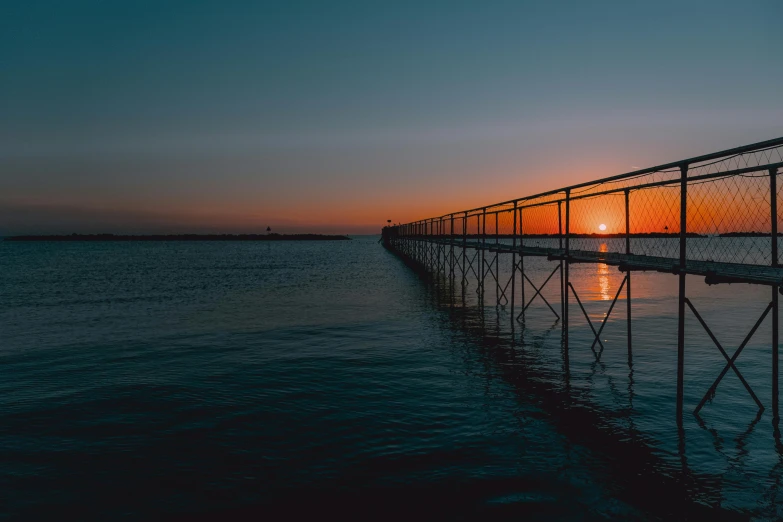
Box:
[3,233,352,242]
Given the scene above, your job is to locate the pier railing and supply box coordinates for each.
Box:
[384,137,783,425]
[392,137,783,270]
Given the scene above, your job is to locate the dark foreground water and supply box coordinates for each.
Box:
[1,236,782,520]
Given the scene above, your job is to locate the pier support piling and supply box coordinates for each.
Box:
[625,189,633,365]
[677,164,688,426]
[772,167,779,420]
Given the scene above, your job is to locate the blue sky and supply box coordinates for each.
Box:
[1,1,781,234]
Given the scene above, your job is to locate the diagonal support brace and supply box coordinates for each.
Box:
[589,275,628,356]
[518,265,561,321]
[691,299,770,415]
[568,282,604,358]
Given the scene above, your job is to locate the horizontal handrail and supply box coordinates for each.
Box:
[395,137,783,226]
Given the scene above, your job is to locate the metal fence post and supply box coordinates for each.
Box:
[462,212,468,292]
[438,217,443,276]
[495,212,500,305]
[512,202,517,317]
[429,219,433,271]
[626,189,632,365]
[520,206,525,321]
[558,200,564,323]
[677,164,688,425]
[481,208,487,305]
[450,214,455,286]
[418,221,422,264]
[772,167,779,420]
[425,220,428,267]
[564,189,571,348]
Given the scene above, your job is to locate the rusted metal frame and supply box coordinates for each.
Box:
[686,298,765,414]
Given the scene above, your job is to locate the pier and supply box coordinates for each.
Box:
[383,137,783,426]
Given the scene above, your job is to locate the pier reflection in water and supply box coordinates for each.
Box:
[406,239,783,518]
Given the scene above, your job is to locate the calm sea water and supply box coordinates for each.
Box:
[1,236,782,520]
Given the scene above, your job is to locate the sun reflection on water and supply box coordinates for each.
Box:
[597,242,611,300]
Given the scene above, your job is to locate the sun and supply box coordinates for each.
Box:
[598,223,607,231]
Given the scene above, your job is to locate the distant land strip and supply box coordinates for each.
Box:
[4,233,351,242]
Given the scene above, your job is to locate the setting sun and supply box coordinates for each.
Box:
[599,223,607,231]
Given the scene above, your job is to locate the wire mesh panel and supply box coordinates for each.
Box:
[685,170,771,265]
[568,193,626,254]
[453,215,466,239]
[484,212,498,236]
[520,200,562,250]
[467,212,482,238]
[388,137,783,284]
[629,183,681,259]
[687,144,783,179]
[497,208,516,236]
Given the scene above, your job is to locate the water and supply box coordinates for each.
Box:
[1,236,781,520]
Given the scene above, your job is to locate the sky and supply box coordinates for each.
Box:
[1,0,782,235]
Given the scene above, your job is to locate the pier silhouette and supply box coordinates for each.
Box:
[383,137,783,427]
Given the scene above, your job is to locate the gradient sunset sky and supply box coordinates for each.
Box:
[2,1,782,235]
